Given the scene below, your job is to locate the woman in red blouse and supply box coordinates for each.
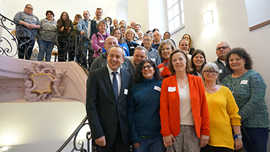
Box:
[157,40,175,78]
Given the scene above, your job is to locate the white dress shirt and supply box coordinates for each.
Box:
[107,64,121,95]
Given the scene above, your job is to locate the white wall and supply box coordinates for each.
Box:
[128,0,149,32]
[0,101,87,152]
[128,0,167,33]
[148,0,167,34]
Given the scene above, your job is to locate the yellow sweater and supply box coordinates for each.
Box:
[206,86,241,150]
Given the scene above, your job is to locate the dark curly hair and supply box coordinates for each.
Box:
[168,50,190,74]
[46,10,54,17]
[225,47,253,72]
[191,49,206,73]
[134,59,160,83]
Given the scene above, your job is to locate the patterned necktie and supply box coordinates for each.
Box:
[112,72,118,101]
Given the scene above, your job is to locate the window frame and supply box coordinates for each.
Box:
[165,0,185,34]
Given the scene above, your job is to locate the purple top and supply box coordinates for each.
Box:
[91,32,110,57]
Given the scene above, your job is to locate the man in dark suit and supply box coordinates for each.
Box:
[86,46,133,152]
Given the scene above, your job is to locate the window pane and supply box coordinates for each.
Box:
[167,0,184,33]
[169,22,174,33]
[173,4,179,15]
[169,16,180,32]
[168,4,179,20]
[167,0,178,8]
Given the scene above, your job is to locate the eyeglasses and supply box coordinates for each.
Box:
[143,65,153,70]
[204,70,218,74]
[216,46,228,50]
[143,39,152,41]
[25,7,33,10]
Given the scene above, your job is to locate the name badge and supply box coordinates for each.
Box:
[168,87,176,92]
[124,89,128,95]
[219,69,223,73]
[240,80,248,84]
[154,86,161,92]
[99,40,104,43]
[130,46,135,49]
[159,67,164,72]
[151,58,156,62]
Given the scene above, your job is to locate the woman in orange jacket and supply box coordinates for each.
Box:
[160,50,210,152]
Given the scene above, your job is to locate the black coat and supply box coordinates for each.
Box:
[126,40,139,56]
[86,66,133,146]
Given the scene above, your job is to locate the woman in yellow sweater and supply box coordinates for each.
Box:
[201,62,243,152]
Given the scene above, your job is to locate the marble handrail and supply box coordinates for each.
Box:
[0,55,88,103]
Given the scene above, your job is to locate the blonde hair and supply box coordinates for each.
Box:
[125,28,136,35]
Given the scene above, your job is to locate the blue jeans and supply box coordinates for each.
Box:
[38,40,54,61]
[242,127,269,152]
[134,136,165,152]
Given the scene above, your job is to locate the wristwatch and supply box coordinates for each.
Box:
[234,134,242,140]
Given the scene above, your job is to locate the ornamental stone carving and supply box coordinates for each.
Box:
[24,63,66,101]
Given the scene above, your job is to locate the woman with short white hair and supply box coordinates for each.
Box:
[201,62,242,152]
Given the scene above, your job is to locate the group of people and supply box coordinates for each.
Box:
[86,36,269,152]
[86,34,269,152]
[14,4,172,71]
[14,3,269,152]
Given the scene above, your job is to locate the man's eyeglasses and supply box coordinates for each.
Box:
[216,46,228,50]
[25,7,33,10]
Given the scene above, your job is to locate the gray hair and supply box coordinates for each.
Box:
[217,41,230,48]
[135,46,147,52]
[143,33,153,39]
[202,62,220,74]
[108,45,125,56]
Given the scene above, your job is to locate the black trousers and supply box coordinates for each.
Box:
[201,145,233,152]
[93,128,129,152]
[17,36,35,60]
[76,37,93,69]
[58,36,75,62]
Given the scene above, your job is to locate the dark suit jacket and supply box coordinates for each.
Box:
[126,40,139,56]
[214,59,231,82]
[86,66,133,146]
[91,20,98,38]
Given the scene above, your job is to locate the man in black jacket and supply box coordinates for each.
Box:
[86,46,133,152]
[214,41,232,82]
[91,8,104,36]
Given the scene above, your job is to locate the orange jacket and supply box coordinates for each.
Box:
[158,60,171,78]
[160,74,210,138]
